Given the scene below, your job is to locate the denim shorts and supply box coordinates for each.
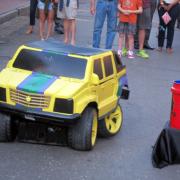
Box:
[117,22,136,35]
[38,0,53,10]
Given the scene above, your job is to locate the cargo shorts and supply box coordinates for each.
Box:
[137,7,151,30]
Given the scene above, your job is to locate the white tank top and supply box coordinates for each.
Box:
[163,0,174,4]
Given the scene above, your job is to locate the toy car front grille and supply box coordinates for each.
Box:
[10,89,50,108]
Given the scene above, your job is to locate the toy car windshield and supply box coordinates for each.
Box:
[13,49,87,79]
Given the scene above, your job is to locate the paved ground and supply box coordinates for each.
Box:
[0,0,29,24]
[0,0,29,14]
[0,1,180,180]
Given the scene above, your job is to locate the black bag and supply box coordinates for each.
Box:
[152,123,180,168]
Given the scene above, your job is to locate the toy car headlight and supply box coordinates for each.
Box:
[0,87,6,102]
[54,98,73,114]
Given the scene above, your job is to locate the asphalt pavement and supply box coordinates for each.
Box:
[0,1,180,180]
[0,0,29,24]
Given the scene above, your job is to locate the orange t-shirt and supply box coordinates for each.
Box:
[119,0,142,24]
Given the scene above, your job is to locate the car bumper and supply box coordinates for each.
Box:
[0,103,80,126]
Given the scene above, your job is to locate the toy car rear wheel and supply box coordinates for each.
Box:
[68,107,98,151]
[0,113,17,142]
[98,105,123,137]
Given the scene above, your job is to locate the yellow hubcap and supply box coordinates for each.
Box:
[91,111,98,146]
[105,106,122,134]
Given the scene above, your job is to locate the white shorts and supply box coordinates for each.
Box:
[57,0,78,19]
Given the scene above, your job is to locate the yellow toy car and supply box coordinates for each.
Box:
[0,39,129,150]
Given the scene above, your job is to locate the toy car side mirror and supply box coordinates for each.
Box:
[91,73,100,85]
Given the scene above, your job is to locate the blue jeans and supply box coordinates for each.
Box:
[93,0,117,49]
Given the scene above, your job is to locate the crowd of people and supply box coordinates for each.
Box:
[26,0,180,59]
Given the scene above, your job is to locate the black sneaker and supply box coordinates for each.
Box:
[144,44,154,50]
[54,26,64,34]
[134,44,139,49]
[177,23,180,29]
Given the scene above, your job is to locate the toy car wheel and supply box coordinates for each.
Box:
[98,105,123,137]
[0,113,17,142]
[68,107,98,151]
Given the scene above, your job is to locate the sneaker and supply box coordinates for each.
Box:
[127,50,135,59]
[54,26,64,34]
[117,49,122,57]
[177,22,180,29]
[122,47,128,56]
[137,49,149,59]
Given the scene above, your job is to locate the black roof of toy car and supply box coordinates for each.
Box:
[26,39,109,56]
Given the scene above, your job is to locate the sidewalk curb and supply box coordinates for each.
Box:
[0,4,29,25]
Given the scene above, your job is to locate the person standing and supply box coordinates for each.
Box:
[134,0,156,50]
[26,0,38,34]
[54,16,64,34]
[54,2,64,34]
[136,0,151,59]
[38,0,58,40]
[57,0,79,45]
[117,0,142,58]
[157,0,179,53]
[90,0,118,49]
[144,0,157,49]
[176,1,180,29]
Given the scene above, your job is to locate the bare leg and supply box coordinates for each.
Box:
[118,33,125,50]
[26,25,33,34]
[70,19,76,45]
[128,34,134,51]
[64,19,70,44]
[117,33,124,56]
[137,29,149,58]
[46,9,54,39]
[125,35,129,49]
[138,29,145,50]
[39,9,46,40]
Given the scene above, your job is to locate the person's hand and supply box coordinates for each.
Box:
[122,9,130,15]
[161,4,168,11]
[117,11,120,18]
[127,10,132,14]
[166,4,172,11]
[52,0,58,3]
[90,6,95,15]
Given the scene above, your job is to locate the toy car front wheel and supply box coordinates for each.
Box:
[0,113,17,142]
[68,107,98,151]
[98,105,123,137]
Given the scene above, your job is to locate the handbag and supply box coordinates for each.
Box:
[162,12,171,25]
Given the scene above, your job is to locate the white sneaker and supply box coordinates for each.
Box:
[118,49,122,57]
[128,50,135,59]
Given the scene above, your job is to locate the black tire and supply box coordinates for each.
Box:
[0,113,17,142]
[68,107,98,151]
[98,105,123,138]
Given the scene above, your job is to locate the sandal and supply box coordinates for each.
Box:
[166,48,173,54]
[156,47,162,52]
[26,26,33,34]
